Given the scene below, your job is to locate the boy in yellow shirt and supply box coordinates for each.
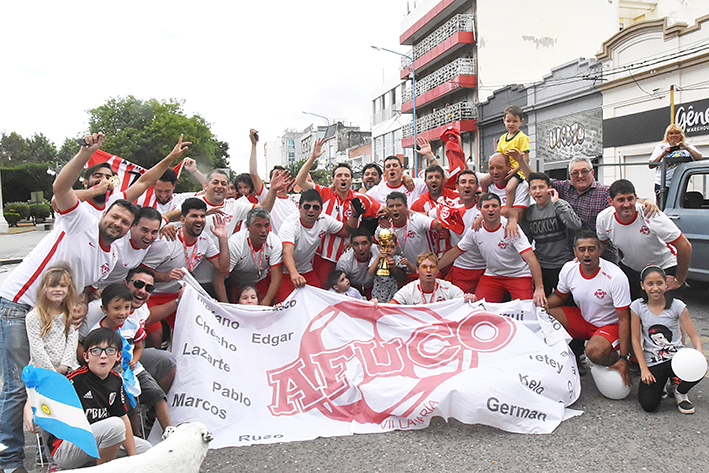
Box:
[481,105,530,212]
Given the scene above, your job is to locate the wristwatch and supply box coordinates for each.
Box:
[619,354,631,362]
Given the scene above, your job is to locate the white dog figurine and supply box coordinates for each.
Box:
[64,422,213,473]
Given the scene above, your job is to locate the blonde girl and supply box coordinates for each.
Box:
[25,264,80,374]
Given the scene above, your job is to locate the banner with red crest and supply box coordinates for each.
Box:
[160,277,582,448]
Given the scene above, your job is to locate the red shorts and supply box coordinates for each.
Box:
[560,306,620,348]
[445,266,485,294]
[312,255,336,289]
[276,270,321,302]
[145,293,179,333]
[475,275,533,302]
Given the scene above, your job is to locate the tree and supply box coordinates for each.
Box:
[0,132,57,166]
[1,162,56,203]
[88,96,229,176]
[292,157,331,187]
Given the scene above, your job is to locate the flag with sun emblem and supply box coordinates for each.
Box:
[22,365,99,458]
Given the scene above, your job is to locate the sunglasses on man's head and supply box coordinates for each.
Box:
[88,346,118,357]
[302,204,321,211]
[130,280,155,293]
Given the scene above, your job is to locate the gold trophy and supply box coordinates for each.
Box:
[108,175,121,187]
[376,229,396,277]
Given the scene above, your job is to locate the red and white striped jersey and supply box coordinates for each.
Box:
[410,188,460,256]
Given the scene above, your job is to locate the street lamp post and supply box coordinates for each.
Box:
[0,169,8,233]
[302,111,332,174]
[371,45,418,173]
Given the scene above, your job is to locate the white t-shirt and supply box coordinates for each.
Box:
[488,180,530,209]
[142,233,219,294]
[97,235,150,289]
[376,212,434,264]
[270,194,300,236]
[336,245,379,291]
[0,201,117,306]
[556,258,631,327]
[450,204,486,270]
[192,196,253,284]
[391,279,464,305]
[596,203,682,271]
[279,214,344,274]
[136,191,192,215]
[457,217,532,277]
[227,228,283,285]
[54,190,126,226]
[82,300,147,375]
[366,178,428,205]
[649,142,700,185]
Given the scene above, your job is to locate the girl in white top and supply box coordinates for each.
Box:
[25,264,80,374]
[631,265,704,414]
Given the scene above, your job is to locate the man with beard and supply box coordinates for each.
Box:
[295,138,380,283]
[0,134,140,473]
[545,230,632,387]
[410,164,460,257]
[214,207,283,305]
[359,162,382,193]
[96,206,163,288]
[135,159,206,213]
[277,189,350,301]
[141,198,229,347]
[69,135,192,221]
[161,167,290,297]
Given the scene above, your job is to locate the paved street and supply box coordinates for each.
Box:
[2,230,708,473]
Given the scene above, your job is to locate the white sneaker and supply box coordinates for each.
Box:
[674,391,695,414]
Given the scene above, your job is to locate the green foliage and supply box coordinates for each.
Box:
[88,96,229,171]
[292,157,331,187]
[1,163,56,204]
[29,202,51,222]
[3,210,21,227]
[5,202,30,220]
[0,132,58,167]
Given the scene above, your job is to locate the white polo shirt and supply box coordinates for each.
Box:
[96,235,151,289]
[391,279,464,305]
[227,228,283,285]
[457,217,532,277]
[488,180,530,209]
[450,205,486,270]
[366,178,428,205]
[142,232,219,294]
[556,258,631,327]
[279,214,344,274]
[596,203,682,271]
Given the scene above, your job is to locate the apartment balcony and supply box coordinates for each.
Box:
[400,14,474,79]
[400,0,471,45]
[401,101,478,148]
[401,57,476,113]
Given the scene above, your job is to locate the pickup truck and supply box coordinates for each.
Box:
[662,161,709,289]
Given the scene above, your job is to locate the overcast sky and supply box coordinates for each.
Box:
[0,1,406,170]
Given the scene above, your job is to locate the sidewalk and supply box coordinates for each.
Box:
[0,229,49,286]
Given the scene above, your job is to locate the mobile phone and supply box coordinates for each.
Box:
[254,132,259,141]
[77,138,88,147]
[669,145,681,153]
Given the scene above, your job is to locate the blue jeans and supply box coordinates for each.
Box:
[0,297,31,470]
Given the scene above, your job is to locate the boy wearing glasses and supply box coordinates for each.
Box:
[278,189,351,301]
[51,328,151,469]
[79,284,172,437]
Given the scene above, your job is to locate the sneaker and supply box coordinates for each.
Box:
[675,391,695,414]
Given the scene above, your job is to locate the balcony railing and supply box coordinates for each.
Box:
[402,101,478,137]
[402,57,476,102]
[400,14,474,69]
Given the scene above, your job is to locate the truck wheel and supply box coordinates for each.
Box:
[687,280,709,290]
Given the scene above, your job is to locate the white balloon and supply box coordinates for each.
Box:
[591,364,631,399]
[671,348,708,382]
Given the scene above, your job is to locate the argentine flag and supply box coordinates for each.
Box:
[22,365,99,458]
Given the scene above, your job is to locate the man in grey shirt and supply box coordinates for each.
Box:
[521,172,582,296]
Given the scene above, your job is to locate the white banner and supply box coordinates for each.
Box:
[162,277,582,448]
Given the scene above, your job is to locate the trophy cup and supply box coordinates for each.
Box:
[376,229,395,277]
